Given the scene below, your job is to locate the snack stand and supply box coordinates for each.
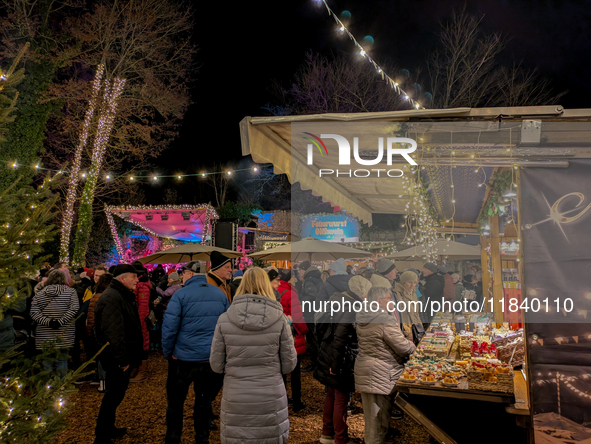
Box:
[395,312,529,443]
[240,107,591,443]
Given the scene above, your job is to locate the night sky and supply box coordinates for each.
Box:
[148,0,591,205]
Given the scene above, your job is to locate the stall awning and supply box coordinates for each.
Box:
[240,106,591,225]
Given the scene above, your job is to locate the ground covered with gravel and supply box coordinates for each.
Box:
[56,353,433,444]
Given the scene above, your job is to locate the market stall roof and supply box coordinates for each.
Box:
[138,243,242,264]
[386,239,482,261]
[240,106,591,225]
[106,205,217,242]
[248,236,372,261]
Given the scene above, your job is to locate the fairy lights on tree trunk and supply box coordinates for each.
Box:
[59,65,105,263]
[72,76,126,266]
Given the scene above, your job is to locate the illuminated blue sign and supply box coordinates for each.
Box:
[300,214,359,243]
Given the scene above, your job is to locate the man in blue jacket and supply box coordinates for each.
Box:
[162,260,229,444]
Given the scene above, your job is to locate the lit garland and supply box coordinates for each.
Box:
[5,159,265,182]
[105,204,219,263]
[315,0,423,109]
[59,65,105,263]
[400,166,440,262]
[72,76,126,266]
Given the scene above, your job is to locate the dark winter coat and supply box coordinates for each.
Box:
[316,274,351,303]
[422,273,445,322]
[162,274,229,362]
[229,277,242,298]
[314,290,360,393]
[300,268,323,323]
[94,279,144,370]
[210,294,297,444]
[278,281,308,355]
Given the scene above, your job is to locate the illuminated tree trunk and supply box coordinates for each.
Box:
[71,77,125,267]
[59,65,105,263]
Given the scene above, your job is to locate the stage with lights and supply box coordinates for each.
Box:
[106,205,218,243]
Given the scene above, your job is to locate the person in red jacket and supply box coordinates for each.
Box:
[131,265,152,382]
[278,270,308,412]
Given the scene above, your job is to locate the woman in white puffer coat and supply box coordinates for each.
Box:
[210,267,297,444]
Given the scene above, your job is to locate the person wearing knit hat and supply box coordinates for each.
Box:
[422,262,438,275]
[316,258,352,304]
[376,258,398,283]
[329,258,348,276]
[393,271,423,343]
[207,251,233,303]
[370,273,392,290]
[348,275,372,300]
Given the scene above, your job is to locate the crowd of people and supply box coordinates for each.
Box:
[0,253,484,444]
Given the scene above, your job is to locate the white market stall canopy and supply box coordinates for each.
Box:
[248,236,372,261]
[240,106,591,225]
[138,243,242,264]
[386,240,482,261]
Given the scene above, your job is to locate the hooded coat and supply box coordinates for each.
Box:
[354,309,415,395]
[316,274,351,303]
[210,294,297,444]
[278,280,308,355]
[314,290,360,393]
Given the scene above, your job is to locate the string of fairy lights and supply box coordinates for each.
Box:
[314,0,423,109]
[4,160,265,183]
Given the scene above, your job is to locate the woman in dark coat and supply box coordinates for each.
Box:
[210,267,297,444]
[314,275,372,444]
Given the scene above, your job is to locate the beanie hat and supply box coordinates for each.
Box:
[233,270,243,277]
[299,260,311,271]
[280,269,292,282]
[370,273,391,289]
[210,250,231,271]
[405,268,421,278]
[183,261,206,274]
[329,258,347,275]
[349,275,372,298]
[437,265,448,274]
[267,269,280,282]
[376,258,397,276]
[168,272,180,281]
[423,263,438,274]
[400,271,419,285]
[113,264,138,278]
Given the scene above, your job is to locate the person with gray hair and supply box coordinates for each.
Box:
[93,264,144,443]
[30,270,79,377]
[355,286,416,444]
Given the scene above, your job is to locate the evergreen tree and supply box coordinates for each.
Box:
[0,44,98,444]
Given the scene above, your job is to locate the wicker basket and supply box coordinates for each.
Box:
[467,369,514,393]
